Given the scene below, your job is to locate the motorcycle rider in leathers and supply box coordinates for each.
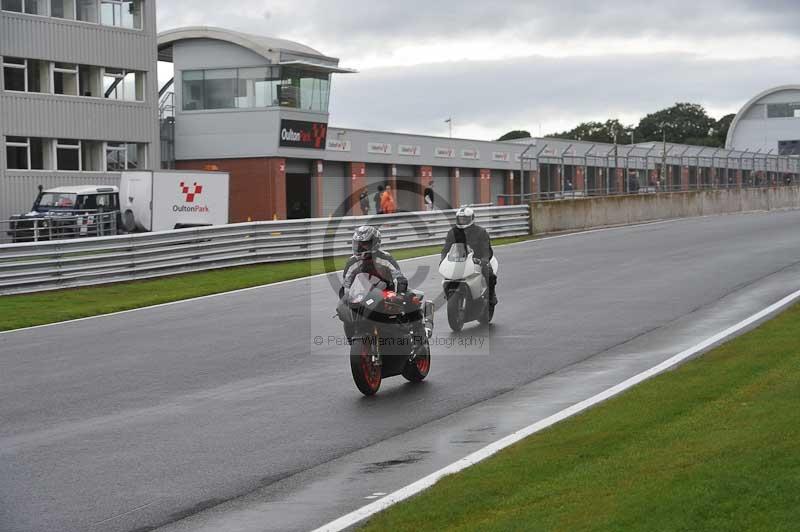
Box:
[342,225,408,293]
[440,207,497,306]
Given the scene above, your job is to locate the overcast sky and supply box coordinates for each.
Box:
[158,0,800,140]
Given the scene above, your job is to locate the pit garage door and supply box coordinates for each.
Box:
[490,170,505,205]
[395,164,418,212]
[431,166,451,209]
[364,164,388,215]
[321,162,346,217]
[459,167,477,207]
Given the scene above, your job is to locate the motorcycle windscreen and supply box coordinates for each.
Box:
[447,243,470,262]
[348,272,388,310]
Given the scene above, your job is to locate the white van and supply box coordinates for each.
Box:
[120,170,230,232]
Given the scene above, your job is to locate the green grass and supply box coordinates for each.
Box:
[0,235,532,332]
[359,303,800,532]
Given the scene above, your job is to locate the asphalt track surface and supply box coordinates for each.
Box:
[3,211,800,532]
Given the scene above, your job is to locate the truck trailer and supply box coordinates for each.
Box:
[120,170,230,232]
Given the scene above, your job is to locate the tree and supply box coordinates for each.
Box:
[497,130,532,141]
[549,119,634,144]
[712,113,736,147]
[634,103,716,145]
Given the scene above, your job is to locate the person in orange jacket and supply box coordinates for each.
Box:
[380,184,397,214]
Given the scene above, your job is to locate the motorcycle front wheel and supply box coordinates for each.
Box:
[350,336,382,396]
[447,288,467,332]
[478,298,495,325]
[402,341,431,382]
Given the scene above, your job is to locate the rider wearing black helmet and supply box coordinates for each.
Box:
[343,225,408,293]
[441,207,497,305]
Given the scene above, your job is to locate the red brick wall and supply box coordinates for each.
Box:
[450,168,460,208]
[419,166,433,210]
[176,157,287,221]
[478,169,492,204]
[504,170,515,205]
[615,168,625,194]
[575,166,586,192]
[312,160,324,217]
[348,162,366,213]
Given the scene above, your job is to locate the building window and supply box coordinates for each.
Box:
[5,136,30,169]
[2,57,27,92]
[100,0,141,29]
[78,65,101,97]
[279,68,331,112]
[779,140,800,156]
[182,70,204,110]
[182,66,329,112]
[103,68,142,101]
[56,139,81,170]
[2,57,50,93]
[81,140,103,171]
[767,103,800,119]
[236,66,279,108]
[76,0,97,22]
[5,136,45,170]
[1,0,47,14]
[50,0,75,19]
[204,69,237,109]
[105,142,140,170]
[53,62,79,95]
[1,0,23,11]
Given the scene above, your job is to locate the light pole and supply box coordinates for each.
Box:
[661,123,667,191]
[613,129,619,193]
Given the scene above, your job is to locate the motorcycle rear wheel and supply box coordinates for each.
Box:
[447,288,466,332]
[350,336,382,396]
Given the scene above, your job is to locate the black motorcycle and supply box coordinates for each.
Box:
[337,273,434,396]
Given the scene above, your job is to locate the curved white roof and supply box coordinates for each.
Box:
[157,26,335,63]
[726,84,800,148]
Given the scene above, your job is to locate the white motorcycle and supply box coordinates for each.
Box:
[438,243,499,331]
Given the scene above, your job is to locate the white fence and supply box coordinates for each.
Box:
[0,205,530,295]
[1,211,119,244]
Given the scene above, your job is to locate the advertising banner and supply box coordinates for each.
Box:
[279,120,328,149]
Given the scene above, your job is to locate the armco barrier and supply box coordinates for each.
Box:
[531,187,800,235]
[0,205,530,295]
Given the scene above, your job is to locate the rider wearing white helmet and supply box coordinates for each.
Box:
[441,207,497,305]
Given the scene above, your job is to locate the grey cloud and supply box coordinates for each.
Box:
[328,54,800,138]
[157,0,800,62]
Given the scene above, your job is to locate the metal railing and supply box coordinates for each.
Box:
[0,211,119,245]
[0,205,529,295]
[499,173,800,204]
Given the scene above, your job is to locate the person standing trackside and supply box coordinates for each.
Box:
[424,181,435,211]
[374,185,385,215]
[381,184,397,214]
[359,189,370,216]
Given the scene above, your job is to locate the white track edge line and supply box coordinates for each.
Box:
[0,216,703,336]
[311,287,800,532]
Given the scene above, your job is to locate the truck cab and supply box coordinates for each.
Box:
[8,185,120,242]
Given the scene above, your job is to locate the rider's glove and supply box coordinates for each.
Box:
[395,276,409,293]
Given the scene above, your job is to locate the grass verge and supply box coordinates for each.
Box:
[359,303,800,532]
[0,235,532,332]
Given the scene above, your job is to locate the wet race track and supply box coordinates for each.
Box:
[3,210,800,532]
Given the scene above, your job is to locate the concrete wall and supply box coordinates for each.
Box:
[531,187,800,235]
